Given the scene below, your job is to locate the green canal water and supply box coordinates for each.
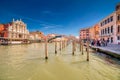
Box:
[0,43,120,80]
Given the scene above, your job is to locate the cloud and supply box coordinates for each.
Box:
[41,10,61,16]
[40,23,63,29]
[44,27,49,29]
[6,11,64,30]
[42,10,52,14]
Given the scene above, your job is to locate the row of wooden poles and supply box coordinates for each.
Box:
[45,38,90,61]
[71,40,89,61]
[45,38,68,59]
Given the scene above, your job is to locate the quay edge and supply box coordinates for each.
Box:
[90,46,120,60]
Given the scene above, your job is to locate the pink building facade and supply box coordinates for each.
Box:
[99,3,120,44]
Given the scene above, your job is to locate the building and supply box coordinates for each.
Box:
[29,31,44,42]
[116,3,120,44]
[0,24,4,32]
[80,3,120,44]
[0,19,29,44]
[79,28,90,41]
[47,34,56,39]
[89,24,100,40]
[99,3,120,44]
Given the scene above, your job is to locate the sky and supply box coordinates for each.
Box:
[0,0,120,36]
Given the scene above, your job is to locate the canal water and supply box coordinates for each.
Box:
[0,43,120,80]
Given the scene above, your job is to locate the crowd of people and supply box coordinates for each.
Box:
[91,39,109,47]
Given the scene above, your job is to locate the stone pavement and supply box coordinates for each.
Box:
[101,44,120,52]
[93,44,120,55]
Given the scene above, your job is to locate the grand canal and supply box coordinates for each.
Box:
[0,43,120,80]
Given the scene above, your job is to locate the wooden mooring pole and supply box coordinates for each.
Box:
[86,40,89,61]
[45,38,48,59]
[81,40,84,55]
[55,41,57,54]
[79,39,81,52]
[62,40,64,49]
[72,40,75,55]
[64,40,65,48]
[59,40,61,51]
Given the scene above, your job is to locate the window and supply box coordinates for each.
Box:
[107,38,109,43]
[107,18,110,23]
[111,26,113,33]
[111,37,113,43]
[110,16,113,22]
[108,27,110,34]
[117,36,120,40]
[118,15,120,20]
[105,28,107,34]
[102,21,105,26]
[103,29,104,34]
[118,25,120,33]
[101,30,102,35]
[105,20,107,24]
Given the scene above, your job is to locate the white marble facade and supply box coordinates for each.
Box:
[8,19,29,40]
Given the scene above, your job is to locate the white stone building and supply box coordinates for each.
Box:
[8,19,29,39]
[2,19,30,44]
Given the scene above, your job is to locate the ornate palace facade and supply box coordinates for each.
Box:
[0,19,29,44]
[7,19,29,39]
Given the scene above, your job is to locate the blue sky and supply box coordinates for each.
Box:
[0,0,120,36]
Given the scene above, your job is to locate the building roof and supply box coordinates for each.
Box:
[80,27,90,31]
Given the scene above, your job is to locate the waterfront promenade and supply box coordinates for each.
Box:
[102,44,120,53]
[91,44,120,59]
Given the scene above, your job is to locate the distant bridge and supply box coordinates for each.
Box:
[48,35,62,42]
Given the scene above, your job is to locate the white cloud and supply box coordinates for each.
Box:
[42,10,52,14]
[44,27,49,29]
[40,23,63,29]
